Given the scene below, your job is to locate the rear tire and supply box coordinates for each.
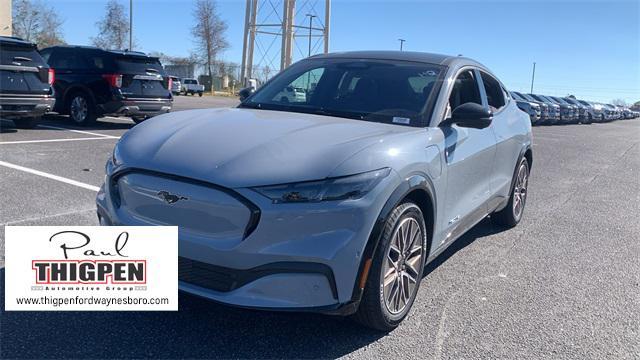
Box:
[13,117,39,129]
[493,157,529,228]
[353,201,427,331]
[198,92,203,97]
[67,92,97,126]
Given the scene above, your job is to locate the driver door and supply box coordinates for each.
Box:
[437,68,497,248]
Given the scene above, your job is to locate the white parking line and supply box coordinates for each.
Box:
[0,160,100,192]
[0,137,117,145]
[37,124,120,139]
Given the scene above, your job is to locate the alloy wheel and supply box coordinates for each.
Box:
[512,162,529,220]
[70,96,88,123]
[382,217,424,315]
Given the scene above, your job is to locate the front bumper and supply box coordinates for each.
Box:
[96,165,399,312]
[100,97,172,118]
[0,94,55,118]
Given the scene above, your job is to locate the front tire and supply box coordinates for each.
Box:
[493,157,530,227]
[353,201,427,331]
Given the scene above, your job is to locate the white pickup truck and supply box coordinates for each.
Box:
[181,78,204,96]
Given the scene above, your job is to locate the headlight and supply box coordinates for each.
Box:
[111,143,123,166]
[252,168,391,203]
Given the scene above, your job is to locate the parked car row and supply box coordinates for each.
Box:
[0,36,173,128]
[510,91,638,125]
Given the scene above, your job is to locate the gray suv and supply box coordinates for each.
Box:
[98,51,532,330]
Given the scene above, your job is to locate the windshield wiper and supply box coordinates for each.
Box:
[312,108,365,120]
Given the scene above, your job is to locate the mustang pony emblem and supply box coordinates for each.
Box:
[156,191,188,204]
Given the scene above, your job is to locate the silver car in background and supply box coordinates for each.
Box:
[97,51,532,330]
[169,76,181,95]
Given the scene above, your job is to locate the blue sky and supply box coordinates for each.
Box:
[46,0,639,103]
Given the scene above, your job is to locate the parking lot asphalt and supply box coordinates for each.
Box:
[0,95,638,359]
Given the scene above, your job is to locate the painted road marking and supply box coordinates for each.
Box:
[37,124,120,139]
[0,160,100,192]
[0,137,117,145]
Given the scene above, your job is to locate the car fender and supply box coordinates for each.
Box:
[335,173,437,315]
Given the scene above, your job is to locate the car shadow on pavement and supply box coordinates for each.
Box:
[422,217,505,279]
[42,114,135,130]
[0,267,384,359]
[0,218,505,359]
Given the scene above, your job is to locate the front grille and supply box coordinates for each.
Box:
[179,257,236,292]
[112,169,260,241]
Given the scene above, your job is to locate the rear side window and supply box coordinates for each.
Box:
[0,44,47,67]
[47,49,88,69]
[115,56,164,73]
[480,71,505,111]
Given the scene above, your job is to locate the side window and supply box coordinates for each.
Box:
[448,69,482,112]
[48,49,87,69]
[480,72,505,111]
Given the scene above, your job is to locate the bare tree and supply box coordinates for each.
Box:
[191,0,229,81]
[611,99,628,106]
[12,0,65,47]
[36,6,65,48]
[92,0,131,50]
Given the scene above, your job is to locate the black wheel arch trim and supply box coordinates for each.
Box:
[338,173,437,315]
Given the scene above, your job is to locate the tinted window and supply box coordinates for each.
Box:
[521,93,537,102]
[47,49,88,69]
[511,91,524,101]
[115,56,164,73]
[449,70,482,111]
[480,71,505,110]
[183,79,197,84]
[0,43,47,67]
[247,59,445,127]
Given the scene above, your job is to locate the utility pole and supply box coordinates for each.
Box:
[398,38,405,51]
[306,14,316,57]
[530,62,536,93]
[129,0,133,50]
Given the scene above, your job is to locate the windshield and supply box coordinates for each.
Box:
[243,58,445,127]
[510,92,524,101]
[551,96,570,105]
[521,93,537,102]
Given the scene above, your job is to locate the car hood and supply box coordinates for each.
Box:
[118,108,420,187]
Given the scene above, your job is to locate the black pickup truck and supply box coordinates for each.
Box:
[0,36,55,128]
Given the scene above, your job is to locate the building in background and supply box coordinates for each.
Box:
[0,0,11,36]
[164,64,195,80]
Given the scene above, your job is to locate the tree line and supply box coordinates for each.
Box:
[12,0,229,80]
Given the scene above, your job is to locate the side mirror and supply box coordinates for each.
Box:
[238,87,255,101]
[441,102,493,129]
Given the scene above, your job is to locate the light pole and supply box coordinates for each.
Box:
[530,62,536,93]
[398,38,405,51]
[306,14,317,57]
[129,0,133,50]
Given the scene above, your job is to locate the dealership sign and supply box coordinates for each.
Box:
[5,226,178,311]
